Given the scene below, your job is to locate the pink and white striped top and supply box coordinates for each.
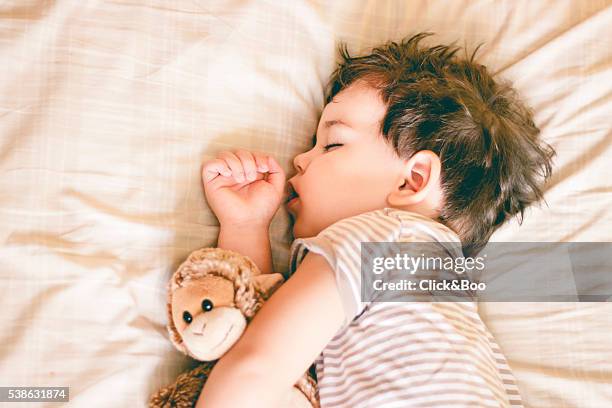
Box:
[289,207,523,407]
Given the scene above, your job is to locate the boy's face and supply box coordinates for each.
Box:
[286,80,408,238]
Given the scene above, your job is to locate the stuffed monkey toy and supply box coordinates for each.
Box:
[149,247,319,408]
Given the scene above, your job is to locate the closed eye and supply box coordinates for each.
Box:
[323,143,343,151]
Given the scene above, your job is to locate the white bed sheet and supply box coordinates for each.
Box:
[0,0,610,406]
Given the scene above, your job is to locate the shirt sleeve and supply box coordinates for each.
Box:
[288,212,402,331]
[289,233,364,332]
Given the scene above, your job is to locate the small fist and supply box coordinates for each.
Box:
[201,149,286,229]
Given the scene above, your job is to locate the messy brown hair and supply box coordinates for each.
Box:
[324,32,555,256]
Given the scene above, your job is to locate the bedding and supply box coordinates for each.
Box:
[0,0,610,406]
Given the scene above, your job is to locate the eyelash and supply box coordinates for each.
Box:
[323,143,343,151]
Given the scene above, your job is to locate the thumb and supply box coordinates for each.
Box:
[265,156,286,197]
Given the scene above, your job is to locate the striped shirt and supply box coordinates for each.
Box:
[289,207,523,407]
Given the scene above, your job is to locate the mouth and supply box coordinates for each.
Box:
[211,324,234,349]
[285,182,300,205]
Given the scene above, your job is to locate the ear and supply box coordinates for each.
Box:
[387,150,441,207]
[252,273,285,299]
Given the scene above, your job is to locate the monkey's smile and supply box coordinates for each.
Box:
[210,324,234,349]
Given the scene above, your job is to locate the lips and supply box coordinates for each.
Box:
[286,181,300,204]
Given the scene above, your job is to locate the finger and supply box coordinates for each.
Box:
[202,160,231,183]
[233,149,258,182]
[251,151,270,173]
[202,159,232,183]
[265,156,286,195]
[218,151,245,183]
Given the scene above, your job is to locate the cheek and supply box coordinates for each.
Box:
[297,149,394,231]
[302,159,346,203]
[301,161,358,221]
[293,164,338,229]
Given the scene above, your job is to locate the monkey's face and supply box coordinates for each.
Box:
[171,275,246,361]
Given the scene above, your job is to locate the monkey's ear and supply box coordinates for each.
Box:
[252,273,285,299]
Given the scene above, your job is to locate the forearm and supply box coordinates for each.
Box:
[195,352,284,408]
[217,224,273,275]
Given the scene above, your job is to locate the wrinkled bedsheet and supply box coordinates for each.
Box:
[0,1,610,406]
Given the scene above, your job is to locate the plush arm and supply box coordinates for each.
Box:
[217,224,273,275]
[195,251,345,408]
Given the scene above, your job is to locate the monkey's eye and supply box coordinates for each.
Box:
[183,311,193,324]
[202,299,214,312]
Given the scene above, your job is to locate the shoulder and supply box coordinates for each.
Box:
[288,208,462,276]
[290,209,399,257]
[287,209,395,279]
[382,208,461,244]
[317,208,403,242]
[293,207,460,249]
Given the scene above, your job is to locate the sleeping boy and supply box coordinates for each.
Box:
[198,32,554,407]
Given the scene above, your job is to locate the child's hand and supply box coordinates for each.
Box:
[202,149,286,229]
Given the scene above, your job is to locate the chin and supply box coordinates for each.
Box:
[290,216,311,239]
[294,219,323,239]
[291,220,304,239]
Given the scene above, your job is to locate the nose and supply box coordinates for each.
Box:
[293,152,307,174]
[194,321,207,335]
